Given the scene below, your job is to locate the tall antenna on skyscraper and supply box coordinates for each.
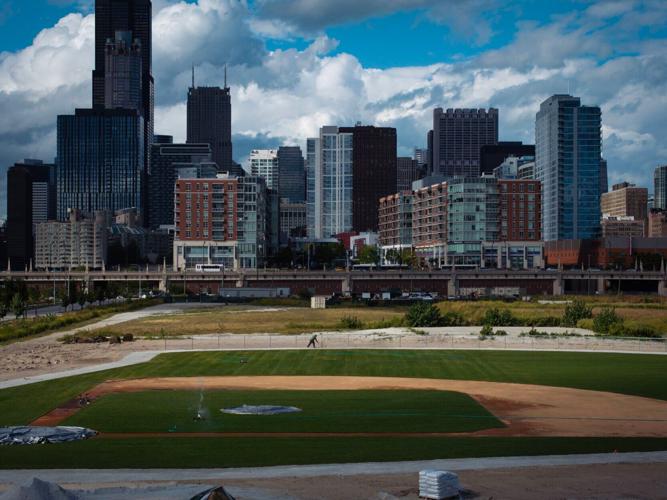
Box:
[192,64,195,89]
[224,63,228,88]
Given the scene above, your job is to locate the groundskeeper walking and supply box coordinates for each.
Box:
[307,334,319,348]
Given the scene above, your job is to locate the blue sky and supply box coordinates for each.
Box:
[1,0,666,219]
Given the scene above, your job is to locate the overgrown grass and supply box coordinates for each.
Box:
[0,298,161,344]
[102,306,407,336]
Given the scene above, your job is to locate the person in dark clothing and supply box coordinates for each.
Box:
[307,334,319,348]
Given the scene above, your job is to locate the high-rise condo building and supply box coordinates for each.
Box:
[342,125,397,232]
[277,146,305,202]
[187,79,238,175]
[654,165,667,210]
[305,138,317,238]
[6,160,56,270]
[535,94,602,241]
[307,127,353,238]
[93,0,153,160]
[306,125,397,237]
[431,108,498,178]
[57,108,144,221]
[249,150,279,190]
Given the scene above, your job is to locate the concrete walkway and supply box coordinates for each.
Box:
[0,451,665,485]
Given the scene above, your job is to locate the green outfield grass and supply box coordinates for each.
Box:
[2,349,667,427]
[1,437,667,469]
[63,390,503,434]
[1,349,666,468]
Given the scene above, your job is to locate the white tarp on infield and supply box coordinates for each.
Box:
[221,405,302,415]
[0,426,96,445]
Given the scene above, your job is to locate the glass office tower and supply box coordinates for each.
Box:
[57,108,144,220]
[535,95,601,241]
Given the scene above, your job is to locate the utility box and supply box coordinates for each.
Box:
[311,296,328,309]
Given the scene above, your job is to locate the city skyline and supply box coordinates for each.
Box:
[1,0,666,221]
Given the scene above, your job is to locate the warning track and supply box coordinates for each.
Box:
[31,376,667,438]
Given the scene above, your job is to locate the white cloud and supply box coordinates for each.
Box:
[0,0,666,209]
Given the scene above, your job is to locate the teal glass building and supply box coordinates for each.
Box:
[535,95,602,241]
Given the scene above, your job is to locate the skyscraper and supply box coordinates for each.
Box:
[277,146,305,202]
[341,125,397,232]
[397,157,421,192]
[307,125,396,237]
[249,150,279,190]
[535,94,602,241]
[431,108,498,178]
[308,127,353,238]
[305,138,317,238]
[654,165,667,210]
[104,30,143,111]
[187,73,238,175]
[6,160,56,270]
[93,0,153,156]
[600,158,608,195]
[57,108,145,220]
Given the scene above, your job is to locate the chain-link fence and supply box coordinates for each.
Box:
[151,332,667,354]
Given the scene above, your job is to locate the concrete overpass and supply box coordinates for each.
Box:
[2,269,667,296]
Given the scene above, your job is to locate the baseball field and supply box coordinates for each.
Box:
[1,349,666,468]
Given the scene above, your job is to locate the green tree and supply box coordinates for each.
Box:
[385,249,401,264]
[10,293,26,319]
[400,249,418,268]
[77,290,87,309]
[481,308,517,326]
[61,294,70,312]
[357,245,380,265]
[562,300,592,327]
[593,307,624,335]
[405,302,442,327]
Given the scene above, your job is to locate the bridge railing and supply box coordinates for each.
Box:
[145,332,667,354]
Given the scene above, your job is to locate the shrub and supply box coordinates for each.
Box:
[122,333,134,342]
[405,302,443,327]
[562,300,593,327]
[440,311,467,327]
[479,324,493,337]
[576,318,595,331]
[338,315,364,330]
[592,307,623,335]
[527,316,562,327]
[481,308,517,326]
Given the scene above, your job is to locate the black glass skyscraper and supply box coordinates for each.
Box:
[93,0,154,150]
[57,109,144,221]
[277,146,305,202]
[7,160,56,270]
[187,78,239,176]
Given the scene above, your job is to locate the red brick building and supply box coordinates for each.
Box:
[174,177,238,241]
[498,179,541,241]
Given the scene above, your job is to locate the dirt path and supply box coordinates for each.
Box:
[31,375,667,437]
